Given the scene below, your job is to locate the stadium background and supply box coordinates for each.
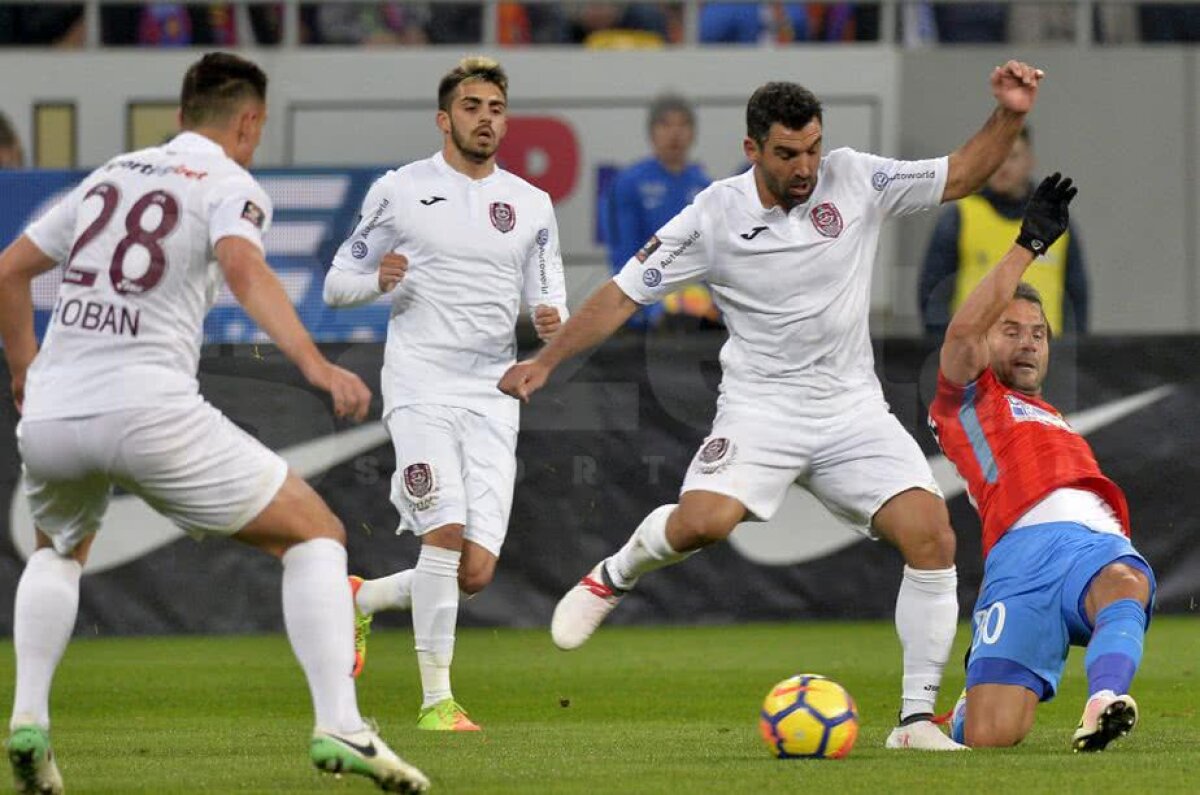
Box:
[1,7,1199,635]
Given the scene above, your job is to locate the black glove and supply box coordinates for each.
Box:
[1016,172,1077,255]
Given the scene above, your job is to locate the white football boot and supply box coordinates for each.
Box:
[551,560,627,650]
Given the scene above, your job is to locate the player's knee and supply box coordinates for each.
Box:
[964,714,1027,748]
[673,508,737,547]
[458,566,493,595]
[1096,562,1151,604]
[304,510,346,545]
[898,520,956,569]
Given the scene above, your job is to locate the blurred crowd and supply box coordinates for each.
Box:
[0,2,1197,47]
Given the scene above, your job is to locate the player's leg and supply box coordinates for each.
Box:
[8,418,109,795]
[1068,545,1154,752]
[348,407,464,682]
[806,404,960,749]
[955,524,1082,749]
[554,417,797,650]
[408,522,480,732]
[454,412,515,598]
[122,404,428,791]
[551,491,745,651]
[872,487,960,728]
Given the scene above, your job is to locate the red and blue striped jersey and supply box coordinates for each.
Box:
[928,367,1130,558]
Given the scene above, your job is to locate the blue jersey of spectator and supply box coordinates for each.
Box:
[607,157,710,327]
[605,94,712,329]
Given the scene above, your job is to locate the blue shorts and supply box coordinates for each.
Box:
[966,522,1155,701]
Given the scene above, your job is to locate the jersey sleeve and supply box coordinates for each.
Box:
[522,197,570,322]
[209,174,273,253]
[842,148,948,218]
[612,201,710,305]
[24,183,84,262]
[330,176,400,276]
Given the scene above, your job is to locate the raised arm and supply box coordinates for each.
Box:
[0,236,59,412]
[943,60,1043,203]
[940,173,1076,385]
[217,236,371,421]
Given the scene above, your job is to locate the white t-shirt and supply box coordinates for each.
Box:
[22,132,271,420]
[324,152,568,429]
[615,147,947,414]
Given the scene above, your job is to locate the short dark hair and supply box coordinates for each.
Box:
[0,112,17,148]
[1014,281,1052,338]
[746,82,823,145]
[438,56,508,112]
[180,52,268,128]
[647,93,695,134]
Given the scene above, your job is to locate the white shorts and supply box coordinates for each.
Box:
[17,402,289,556]
[681,395,942,535]
[386,404,518,558]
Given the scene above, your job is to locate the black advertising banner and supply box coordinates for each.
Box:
[0,332,1197,635]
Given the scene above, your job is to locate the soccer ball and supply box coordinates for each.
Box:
[758,674,859,759]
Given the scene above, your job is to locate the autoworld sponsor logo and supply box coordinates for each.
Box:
[536,227,550,296]
[642,268,662,287]
[357,198,390,238]
[871,170,937,191]
[658,230,701,269]
[351,240,368,259]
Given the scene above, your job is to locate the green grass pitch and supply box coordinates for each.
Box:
[1,617,1196,793]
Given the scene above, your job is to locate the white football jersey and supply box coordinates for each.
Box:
[22,132,271,420]
[615,147,947,413]
[325,152,568,428]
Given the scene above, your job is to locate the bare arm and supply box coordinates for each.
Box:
[941,173,1076,385]
[940,245,1036,385]
[0,236,58,412]
[943,60,1043,202]
[216,236,371,421]
[498,281,639,401]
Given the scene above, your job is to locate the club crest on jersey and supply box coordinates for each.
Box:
[1005,394,1072,432]
[694,437,735,474]
[241,200,265,229]
[489,201,516,233]
[402,463,437,510]
[635,235,661,263]
[810,202,843,238]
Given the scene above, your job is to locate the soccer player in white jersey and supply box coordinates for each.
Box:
[323,56,568,732]
[0,53,429,794]
[500,61,1045,751]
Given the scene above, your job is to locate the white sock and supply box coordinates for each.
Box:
[606,504,695,590]
[355,570,414,614]
[412,545,461,709]
[10,548,81,731]
[895,565,958,720]
[281,538,364,734]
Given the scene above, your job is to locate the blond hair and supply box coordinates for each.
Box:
[437,56,508,111]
